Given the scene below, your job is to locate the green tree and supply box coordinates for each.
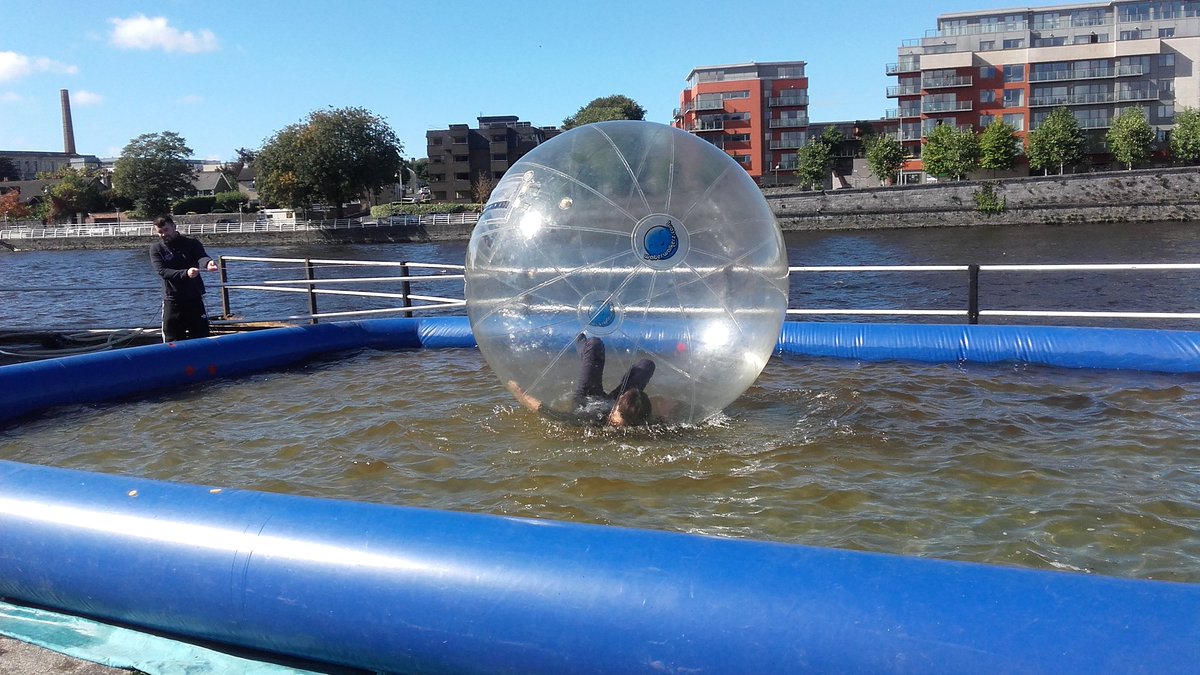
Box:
[112,131,196,217]
[562,95,647,130]
[256,107,402,218]
[218,147,256,186]
[0,157,18,181]
[922,123,979,180]
[794,138,833,190]
[1106,107,1156,169]
[978,119,1020,174]
[1170,107,1200,164]
[43,167,105,222]
[1026,107,1086,175]
[865,134,906,185]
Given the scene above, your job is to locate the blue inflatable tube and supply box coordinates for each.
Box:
[6,317,1200,427]
[1,460,1198,674]
[778,321,1200,372]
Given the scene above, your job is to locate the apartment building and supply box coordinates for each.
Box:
[425,116,560,203]
[672,61,809,184]
[889,1,1199,182]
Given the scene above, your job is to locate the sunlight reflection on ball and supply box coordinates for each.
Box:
[465,121,789,424]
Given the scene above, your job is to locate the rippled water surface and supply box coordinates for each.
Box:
[5,348,1200,583]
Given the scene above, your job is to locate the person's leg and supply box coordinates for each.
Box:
[188,299,211,339]
[161,298,183,343]
[572,336,607,405]
[610,358,656,398]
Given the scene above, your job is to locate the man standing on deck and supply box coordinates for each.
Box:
[150,215,219,342]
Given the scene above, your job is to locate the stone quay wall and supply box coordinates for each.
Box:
[766,166,1200,230]
[5,167,1200,251]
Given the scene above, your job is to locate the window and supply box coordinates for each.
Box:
[980,65,996,79]
[1003,89,1024,107]
[726,133,751,143]
[454,172,469,180]
[1120,29,1149,41]
[1004,64,1025,82]
[1160,27,1176,38]
[1003,38,1025,49]
[1003,113,1024,131]
[980,90,996,104]
[979,40,996,51]
[1158,103,1176,121]
[980,114,996,126]
[1161,53,1176,67]
[732,154,751,165]
[1074,32,1105,44]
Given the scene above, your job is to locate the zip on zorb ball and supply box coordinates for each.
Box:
[465,120,789,425]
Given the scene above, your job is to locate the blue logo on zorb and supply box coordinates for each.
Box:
[588,301,616,327]
[643,220,679,261]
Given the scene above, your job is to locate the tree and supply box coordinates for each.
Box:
[1026,107,1086,175]
[0,190,31,221]
[472,171,497,204]
[865,134,906,185]
[0,157,18,181]
[562,95,647,130]
[978,119,1020,175]
[112,131,196,217]
[1106,107,1156,170]
[43,167,105,222]
[922,123,979,180]
[1170,107,1200,165]
[794,138,833,190]
[256,107,402,218]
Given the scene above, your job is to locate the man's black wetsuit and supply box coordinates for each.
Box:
[150,235,214,341]
[538,336,655,425]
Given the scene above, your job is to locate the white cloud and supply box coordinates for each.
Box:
[178,94,204,105]
[0,51,78,82]
[73,90,103,105]
[0,92,23,103]
[108,14,219,54]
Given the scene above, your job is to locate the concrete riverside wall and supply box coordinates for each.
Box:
[5,168,1200,252]
[766,166,1200,230]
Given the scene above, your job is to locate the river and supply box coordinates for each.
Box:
[2,221,1200,583]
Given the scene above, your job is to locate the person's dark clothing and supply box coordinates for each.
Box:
[151,235,214,342]
[539,336,655,425]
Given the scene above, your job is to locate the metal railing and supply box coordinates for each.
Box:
[789,263,1200,324]
[0,214,480,240]
[219,259,1200,327]
[215,256,466,324]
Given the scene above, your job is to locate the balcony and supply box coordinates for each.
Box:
[1028,64,1146,82]
[921,100,973,114]
[1029,88,1158,107]
[886,61,921,75]
[769,94,809,107]
[922,75,973,89]
[887,84,922,97]
[769,139,806,149]
[690,120,725,132]
[768,117,809,129]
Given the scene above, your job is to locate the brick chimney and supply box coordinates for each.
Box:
[60,89,76,155]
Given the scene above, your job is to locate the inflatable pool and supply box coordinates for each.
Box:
[2,317,1200,673]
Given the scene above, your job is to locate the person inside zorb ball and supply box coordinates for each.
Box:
[465,120,789,426]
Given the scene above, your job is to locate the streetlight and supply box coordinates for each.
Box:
[774,164,781,186]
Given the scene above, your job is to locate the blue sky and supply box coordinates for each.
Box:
[2,0,1039,163]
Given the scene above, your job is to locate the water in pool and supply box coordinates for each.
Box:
[4,347,1199,583]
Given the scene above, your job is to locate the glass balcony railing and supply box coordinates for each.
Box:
[887,84,922,97]
[922,75,973,89]
[1028,64,1146,82]
[921,100,974,113]
[1029,88,1158,107]
[769,95,809,107]
[768,117,809,129]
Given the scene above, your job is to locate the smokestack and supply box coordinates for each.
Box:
[60,89,76,155]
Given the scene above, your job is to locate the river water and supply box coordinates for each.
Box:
[3,222,1200,583]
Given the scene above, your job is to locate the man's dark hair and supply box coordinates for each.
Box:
[153,215,175,228]
[614,389,652,426]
